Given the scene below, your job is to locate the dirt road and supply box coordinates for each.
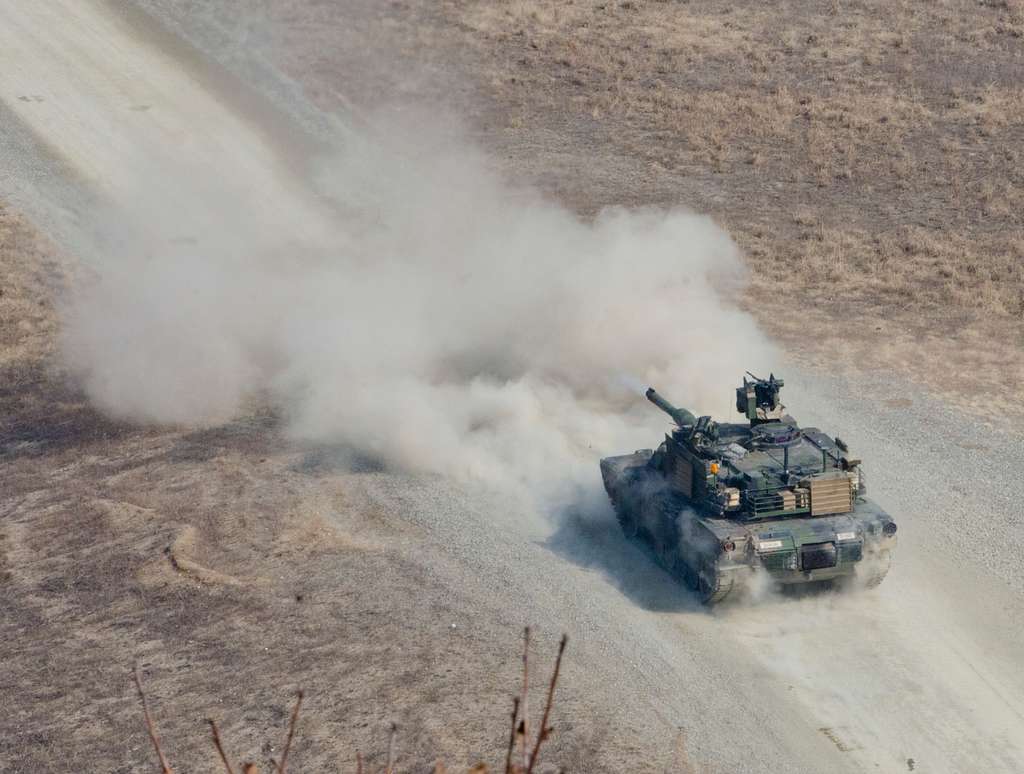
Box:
[2,2,1022,772]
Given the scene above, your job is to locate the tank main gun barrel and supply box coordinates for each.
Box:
[645,387,698,426]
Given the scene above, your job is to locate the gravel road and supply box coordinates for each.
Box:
[342,366,1024,772]
[2,2,1022,772]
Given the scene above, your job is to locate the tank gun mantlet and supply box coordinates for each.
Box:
[669,416,720,456]
[645,387,698,427]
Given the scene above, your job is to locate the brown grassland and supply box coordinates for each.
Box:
[440,0,1024,420]
[3,207,643,772]
[245,0,1024,418]
[130,630,582,774]
[389,0,1024,419]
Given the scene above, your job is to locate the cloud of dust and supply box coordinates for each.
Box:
[61,108,777,512]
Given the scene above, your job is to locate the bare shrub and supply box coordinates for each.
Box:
[133,629,577,774]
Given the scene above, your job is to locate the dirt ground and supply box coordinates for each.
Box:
[0,202,752,774]
[0,206,565,771]
[3,2,1024,773]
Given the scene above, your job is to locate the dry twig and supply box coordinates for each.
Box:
[519,627,530,772]
[130,629,569,773]
[385,722,398,774]
[207,719,237,774]
[526,635,568,774]
[277,691,304,774]
[505,696,520,774]
[133,664,173,774]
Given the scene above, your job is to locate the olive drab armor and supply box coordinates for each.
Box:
[600,374,897,604]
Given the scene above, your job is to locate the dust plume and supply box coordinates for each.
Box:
[61,108,777,509]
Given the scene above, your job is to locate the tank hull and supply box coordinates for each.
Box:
[601,451,896,605]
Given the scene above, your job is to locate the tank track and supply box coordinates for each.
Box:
[603,470,638,539]
[859,550,892,589]
[609,497,638,538]
[696,564,737,605]
[655,495,738,606]
[675,552,737,605]
[606,484,738,606]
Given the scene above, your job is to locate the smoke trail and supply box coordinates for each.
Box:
[61,107,777,509]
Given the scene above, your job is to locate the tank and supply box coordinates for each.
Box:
[600,373,897,604]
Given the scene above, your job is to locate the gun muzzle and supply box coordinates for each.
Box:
[646,387,698,426]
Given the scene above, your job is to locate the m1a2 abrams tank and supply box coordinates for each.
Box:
[600,374,897,605]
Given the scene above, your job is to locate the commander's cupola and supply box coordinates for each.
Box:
[736,372,786,425]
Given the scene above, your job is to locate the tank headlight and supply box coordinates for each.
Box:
[722,539,736,552]
[882,521,897,536]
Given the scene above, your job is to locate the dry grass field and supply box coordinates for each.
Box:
[0,205,60,379]
[217,0,1024,418]
[445,0,1024,418]
[4,2,1024,772]
[0,210,571,772]
[1,209,657,772]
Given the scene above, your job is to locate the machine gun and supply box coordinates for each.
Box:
[736,372,785,424]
